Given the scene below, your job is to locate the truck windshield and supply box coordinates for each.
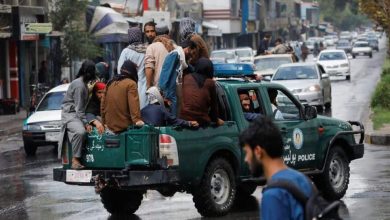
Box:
[37,91,66,111]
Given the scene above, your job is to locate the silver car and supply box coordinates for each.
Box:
[271,63,332,112]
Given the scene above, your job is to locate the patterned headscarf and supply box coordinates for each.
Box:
[128,27,142,45]
[146,86,164,106]
[179,17,196,42]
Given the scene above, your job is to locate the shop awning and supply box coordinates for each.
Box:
[86,6,129,43]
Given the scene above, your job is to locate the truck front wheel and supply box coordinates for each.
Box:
[100,188,144,215]
[192,157,236,217]
[315,146,350,200]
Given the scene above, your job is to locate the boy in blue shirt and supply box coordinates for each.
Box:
[239,116,313,220]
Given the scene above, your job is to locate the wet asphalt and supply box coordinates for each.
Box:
[0,38,389,220]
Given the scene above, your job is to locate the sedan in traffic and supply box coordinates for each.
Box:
[315,49,351,80]
[271,63,331,112]
[253,54,295,80]
[210,49,239,64]
[352,41,373,58]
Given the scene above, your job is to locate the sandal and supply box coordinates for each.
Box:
[71,162,85,170]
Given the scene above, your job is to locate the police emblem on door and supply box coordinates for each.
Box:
[292,128,304,150]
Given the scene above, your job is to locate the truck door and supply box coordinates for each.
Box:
[267,87,319,169]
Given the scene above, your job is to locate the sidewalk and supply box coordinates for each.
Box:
[364,109,390,146]
[0,109,26,141]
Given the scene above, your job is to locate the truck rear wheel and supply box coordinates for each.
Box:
[100,188,144,215]
[315,146,350,200]
[192,157,236,217]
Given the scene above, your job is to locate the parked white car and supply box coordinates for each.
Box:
[271,63,332,112]
[352,41,373,58]
[22,84,69,155]
[315,49,351,80]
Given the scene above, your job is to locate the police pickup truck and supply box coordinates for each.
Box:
[53,63,364,217]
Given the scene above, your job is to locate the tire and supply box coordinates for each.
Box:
[23,141,37,156]
[100,188,144,215]
[315,146,350,200]
[316,105,324,113]
[369,53,373,58]
[192,157,236,217]
[346,75,351,81]
[352,55,356,59]
[325,102,332,109]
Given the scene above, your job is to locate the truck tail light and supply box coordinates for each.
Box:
[159,134,179,167]
[62,143,69,165]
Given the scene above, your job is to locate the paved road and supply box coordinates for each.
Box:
[0,37,388,220]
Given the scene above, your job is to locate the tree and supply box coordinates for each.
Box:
[319,0,370,31]
[49,0,102,67]
[359,0,390,55]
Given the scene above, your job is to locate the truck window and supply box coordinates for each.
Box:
[216,83,231,121]
[237,89,264,116]
[268,88,300,120]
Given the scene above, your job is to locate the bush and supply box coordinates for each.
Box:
[382,59,390,76]
[371,59,390,109]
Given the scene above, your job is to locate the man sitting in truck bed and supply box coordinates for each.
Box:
[141,86,199,127]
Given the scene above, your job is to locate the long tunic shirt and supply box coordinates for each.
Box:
[117,45,148,109]
[101,79,142,133]
[179,74,219,126]
[61,77,88,125]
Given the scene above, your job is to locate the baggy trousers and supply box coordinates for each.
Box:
[66,119,86,158]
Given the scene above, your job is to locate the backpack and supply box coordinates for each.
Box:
[263,180,342,220]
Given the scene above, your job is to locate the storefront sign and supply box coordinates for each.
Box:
[11,6,45,40]
[24,23,52,34]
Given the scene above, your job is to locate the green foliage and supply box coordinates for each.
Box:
[371,59,390,109]
[319,0,370,30]
[372,107,390,130]
[49,0,102,64]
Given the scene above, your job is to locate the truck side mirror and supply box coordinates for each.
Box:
[304,105,317,120]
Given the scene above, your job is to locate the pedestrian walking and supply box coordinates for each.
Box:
[239,116,313,220]
[313,42,320,57]
[301,42,309,62]
[256,33,271,56]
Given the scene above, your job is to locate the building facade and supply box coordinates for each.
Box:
[0,0,50,108]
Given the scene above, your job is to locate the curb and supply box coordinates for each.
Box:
[365,133,390,146]
[363,108,390,146]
